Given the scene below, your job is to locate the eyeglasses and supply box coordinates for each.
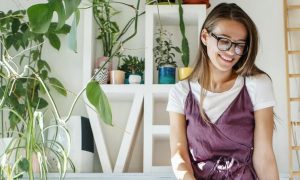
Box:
[210,32,248,56]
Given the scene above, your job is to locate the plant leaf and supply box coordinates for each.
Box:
[86,81,112,126]
[19,158,29,171]
[49,77,67,96]
[47,33,61,50]
[11,18,21,34]
[67,11,78,53]
[51,0,66,30]
[64,0,81,19]
[27,3,54,33]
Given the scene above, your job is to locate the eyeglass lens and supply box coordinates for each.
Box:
[211,33,247,55]
[218,38,246,55]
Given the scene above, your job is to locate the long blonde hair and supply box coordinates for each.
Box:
[188,3,265,123]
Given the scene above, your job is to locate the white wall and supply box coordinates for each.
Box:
[1,0,289,174]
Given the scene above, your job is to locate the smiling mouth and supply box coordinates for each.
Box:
[219,54,233,63]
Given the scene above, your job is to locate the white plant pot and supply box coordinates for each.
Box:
[47,116,94,173]
[129,74,142,84]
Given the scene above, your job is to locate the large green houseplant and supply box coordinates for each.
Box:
[0,1,94,179]
[0,8,75,180]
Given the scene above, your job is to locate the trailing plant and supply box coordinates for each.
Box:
[118,55,144,74]
[178,0,190,67]
[0,10,69,137]
[153,28,181,69]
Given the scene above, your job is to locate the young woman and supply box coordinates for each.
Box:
[167,3,279,179]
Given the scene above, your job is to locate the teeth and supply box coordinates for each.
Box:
[220,55,232,61]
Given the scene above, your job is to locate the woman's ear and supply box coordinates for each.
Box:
[201,29,209,46]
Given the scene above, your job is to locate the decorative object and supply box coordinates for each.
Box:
[158,66,176,84]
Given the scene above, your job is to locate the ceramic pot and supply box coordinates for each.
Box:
[178,67,193,80]
[158,66,176,84]
[110,70,125,84]
[95,56,112,84]
[129,74,142,84]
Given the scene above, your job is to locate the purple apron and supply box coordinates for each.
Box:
[184,79,257,180]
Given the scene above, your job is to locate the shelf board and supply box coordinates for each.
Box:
[287,28,300,31]
[153,125,170,139]
[288,50,300,54]
[288,5,300,10]
[289,74,300,78]
[146,5,206,26]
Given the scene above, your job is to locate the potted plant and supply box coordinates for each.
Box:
[92,0,144,84]
[0,2,101,179]
[118,55,145,84]
[0,8,76,179]
[153,28,181,84]
[177,0,194,80]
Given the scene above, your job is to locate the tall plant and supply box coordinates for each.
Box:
[178,0,190,67]
[92,0,145,59]
[0,10,69,137]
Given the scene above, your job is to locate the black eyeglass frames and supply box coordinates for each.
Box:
[210,32,248,56]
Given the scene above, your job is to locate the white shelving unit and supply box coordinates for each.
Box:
[82,4,206,174]
[143,5,206,173]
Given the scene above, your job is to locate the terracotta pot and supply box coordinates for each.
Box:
[183,0,210,7]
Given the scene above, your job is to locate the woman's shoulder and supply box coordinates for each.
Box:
[245,73,273,92]
[245,73,272,85]
[171,79,190,94]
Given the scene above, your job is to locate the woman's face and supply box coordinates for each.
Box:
[201,20,247,73]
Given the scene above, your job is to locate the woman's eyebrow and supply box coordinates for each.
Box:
[216,33,247,42]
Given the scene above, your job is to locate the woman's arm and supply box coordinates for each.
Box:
[169,112,196,180]
[252,107,279,179]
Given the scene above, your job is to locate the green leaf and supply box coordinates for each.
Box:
[49,77,67,96]
[64,0,81,19]
[49,23,70,34]
[40,70,48,80]
[38,59,51,71]
[181,37,189,67]
[68,11,78,53]
[47,33,61,50]
[5,35,14,49]
[18,158,29,171]
[36,97,48,109]
[86,81,112,125]
[11,18,21,34]
[27,3,54,33]
[9,111,20,129]
[51,0,66,30]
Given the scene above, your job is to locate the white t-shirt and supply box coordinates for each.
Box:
[166,74,276,123]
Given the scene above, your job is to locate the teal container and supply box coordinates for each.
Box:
[124,72,144,84]
[158,67,176,84]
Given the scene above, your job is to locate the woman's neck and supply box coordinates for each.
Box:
[208,68,238,93]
